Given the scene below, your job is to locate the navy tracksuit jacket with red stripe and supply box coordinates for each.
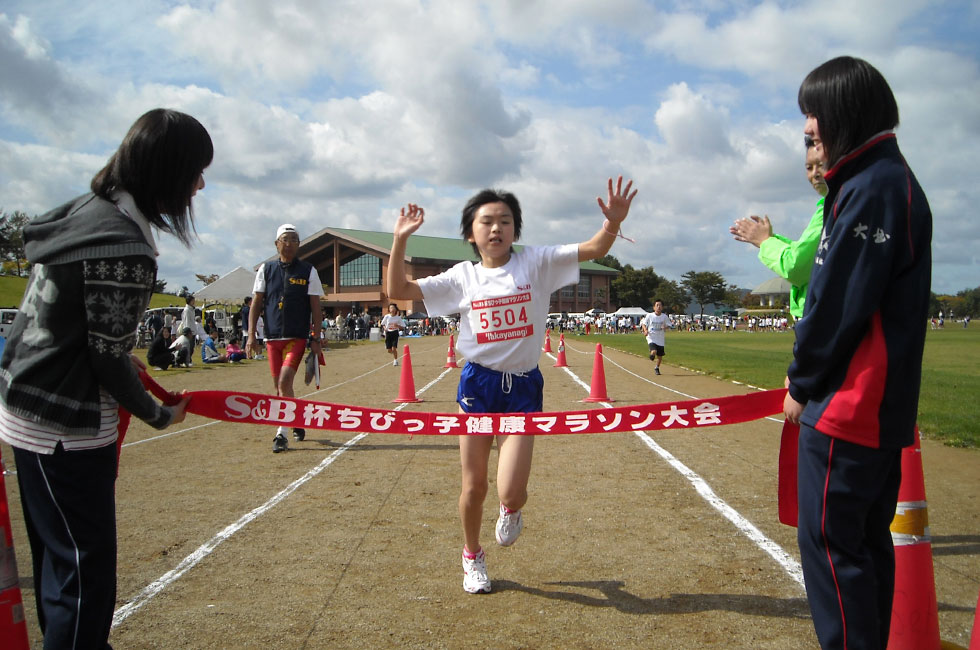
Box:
[787,133,932,649]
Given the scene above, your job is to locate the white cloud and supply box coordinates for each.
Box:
[0,141,104,211]
[655,83,734,158]
[0,14,104,146]
[644,0,932,84]
[0,0,977,295]
[7,13,48,59]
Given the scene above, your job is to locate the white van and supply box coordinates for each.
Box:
[204,307,235,337]
[0,308,19,338]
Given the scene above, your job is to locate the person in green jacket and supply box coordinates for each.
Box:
[731,140,827,318]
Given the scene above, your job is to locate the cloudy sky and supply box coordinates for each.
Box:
[2,0,978,297]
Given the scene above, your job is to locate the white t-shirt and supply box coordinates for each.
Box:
[642,312,670,346]
[380,314,405,331]
[181,304,204,338]
[418,244,579,372]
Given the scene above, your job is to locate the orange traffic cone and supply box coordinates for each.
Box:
[0,449,30,650]
[392,344,422,403]
[969,588,979,650]
[543,332,552,353]
[553,334,568,368]
[888,426,940,650]
[582,343,613,402]
[444,334,459,369]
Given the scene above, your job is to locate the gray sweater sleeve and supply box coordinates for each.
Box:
[83,255,174,429]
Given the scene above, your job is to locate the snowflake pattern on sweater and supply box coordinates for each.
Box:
[83,256,156,358]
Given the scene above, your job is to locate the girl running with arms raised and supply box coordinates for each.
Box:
[387,177,637,593]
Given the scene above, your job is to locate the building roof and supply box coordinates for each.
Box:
[751,276,792,295]
[307,227,619,274]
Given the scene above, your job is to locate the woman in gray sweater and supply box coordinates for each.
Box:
[0,108,212,648]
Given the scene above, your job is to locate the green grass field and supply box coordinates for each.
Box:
[0,275,199,311]
[578,325,979,449]
[2,276,976,447]
[0,275,28,309]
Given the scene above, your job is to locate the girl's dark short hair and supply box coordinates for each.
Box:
[91,108,214,245]
[460,189,523,257]
[798,56,899,167]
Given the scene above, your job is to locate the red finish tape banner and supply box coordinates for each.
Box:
[141,372,786,436]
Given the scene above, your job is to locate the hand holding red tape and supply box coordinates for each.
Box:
[139,372,786,437]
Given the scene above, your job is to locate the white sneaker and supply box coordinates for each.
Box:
[461,548,491,594]
[393,359,399,366]
[495,503,523,547]
[272,431,288,453]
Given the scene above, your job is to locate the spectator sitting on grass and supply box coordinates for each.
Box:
[146,325,175,370]
[225,336,247,363]
[201,327,227,363]
[170,327,195,367]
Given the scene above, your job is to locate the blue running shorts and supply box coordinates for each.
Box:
[457,362,544,414]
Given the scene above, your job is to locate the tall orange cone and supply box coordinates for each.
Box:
[0,450,30,650]
[392,344,422,403]
[444,334,459,368]
[553,333,568,368]
[969,588,979,650]
[582,343,613,402]
[543,332,552,353]
[888,427,940,650]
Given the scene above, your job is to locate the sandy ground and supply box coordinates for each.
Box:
[2,334,977,649]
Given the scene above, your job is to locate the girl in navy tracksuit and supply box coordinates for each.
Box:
[784,57,932,649]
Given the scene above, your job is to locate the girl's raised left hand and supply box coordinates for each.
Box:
[597,176,637,226]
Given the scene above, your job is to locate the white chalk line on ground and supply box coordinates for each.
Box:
[550,343,805,588]
[563,337,783,424]
[115,339,801,627]
[580,341,790,486]
[112,364,455,628]
[121,341,447,449]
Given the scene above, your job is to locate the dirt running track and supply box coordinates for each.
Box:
[3,335,978,648]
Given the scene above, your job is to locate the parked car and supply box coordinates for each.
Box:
[0,308,19,338]
[204,307,235,339]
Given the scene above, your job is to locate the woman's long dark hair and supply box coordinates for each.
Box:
[91,108,213,245]
[798,56,899,167]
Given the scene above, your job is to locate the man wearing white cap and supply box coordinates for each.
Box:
[248,223,324,452]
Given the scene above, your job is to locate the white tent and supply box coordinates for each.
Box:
[609,306,649,325]
[609,306,649,316]
[193,266,256,303]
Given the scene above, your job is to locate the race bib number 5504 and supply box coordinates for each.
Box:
[471,292,533,344]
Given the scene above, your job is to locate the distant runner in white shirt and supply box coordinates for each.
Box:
[379,303,406,366]
[641,299,669,376]
[386,177,638,595]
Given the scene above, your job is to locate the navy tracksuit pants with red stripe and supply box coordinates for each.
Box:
[14,443,118,649]
[797,425,903,650]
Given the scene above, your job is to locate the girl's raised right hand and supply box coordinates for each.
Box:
[393,203,425,239]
